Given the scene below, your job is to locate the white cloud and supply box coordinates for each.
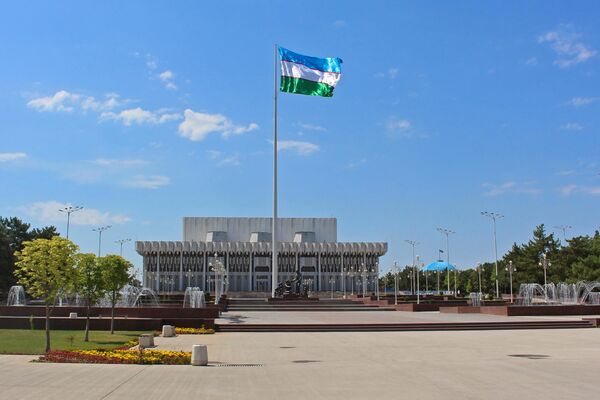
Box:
[125,175,170,189]
[277,140,319,155]
[558,184,578,196]
[482,181,542,196]
[386,118,412,137]
[345,158,367,170]
[538,27,597,68]
[100,107,181,126]
[375,68,399,80]
[91,158,147,167]
[21,201,130,226]
[178,109,258,141]
[27,90,78,112]
[388,68,399,79]
[561,122,583,131]
[333,20,347,28]
[206,150,241,167]
[27,91,123,113]
[559,184,600,196]
[158,70,177,90]
[0,152,26,162]
[299,123,326,132]
[566,97,597,107]
[525,57,538,66]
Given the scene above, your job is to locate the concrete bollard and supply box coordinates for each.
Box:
[191,345,208,366]
[69,312,78,319]
[139,334,155,348]
[162,325,175,337]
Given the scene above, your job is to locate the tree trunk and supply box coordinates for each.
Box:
[45,304,51,353]
[84,300,90,342]
[110,293,115,334]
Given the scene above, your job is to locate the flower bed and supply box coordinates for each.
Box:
[174,327,215,335]
[38,348,191,365]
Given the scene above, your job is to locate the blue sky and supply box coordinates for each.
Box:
[1,1,599,273]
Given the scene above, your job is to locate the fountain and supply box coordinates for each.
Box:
[183,287,205,308]
[517,281,600,305]
[469,292,483,307]
[6,285,26,306]
[97,286,160,308]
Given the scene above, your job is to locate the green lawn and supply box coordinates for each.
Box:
[0,330,149,354]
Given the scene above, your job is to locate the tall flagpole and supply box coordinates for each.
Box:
[272,44,278,298]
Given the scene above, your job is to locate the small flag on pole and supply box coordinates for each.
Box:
[279,47,343,97]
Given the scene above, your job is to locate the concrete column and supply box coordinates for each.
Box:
[203,252,207,291]
[341,253,344,294]
[248,252,254,292]
[156,252,161,292]
[317,253,322,291]
[225,251,229,293]
[179,251,184,291]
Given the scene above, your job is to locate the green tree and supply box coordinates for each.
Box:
[0,217,57,293]
[14,236,78,352]
[75,253,106,342]
[99,255,132,334]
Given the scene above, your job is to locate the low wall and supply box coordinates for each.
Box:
[439,306,482,314]
[394,303,441,312]
[0,306,219,319]
[478,305,600,316]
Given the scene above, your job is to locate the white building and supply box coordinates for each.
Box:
[136,217,387,293]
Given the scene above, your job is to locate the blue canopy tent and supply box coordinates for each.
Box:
[423,261,457,294]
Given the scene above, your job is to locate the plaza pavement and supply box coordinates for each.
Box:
[1,317,599,399]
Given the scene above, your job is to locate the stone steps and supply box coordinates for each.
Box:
[217,320,594,332]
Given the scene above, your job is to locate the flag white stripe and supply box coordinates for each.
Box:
[280,60,341,87]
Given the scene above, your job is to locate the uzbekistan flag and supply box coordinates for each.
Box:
[279,47,343,97]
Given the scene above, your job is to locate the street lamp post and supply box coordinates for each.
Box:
[405,240,418,295]
[115,238,131,256]
[393,262,399,305]
[416,255,420,304]
[375,261,380,301]
[59,205,83,240]
[477,262,483,296]
[92,225,112,256]
[436,227,455,293]
[481,211,504,299]
[539,253,551,302]
[505,261,516,303]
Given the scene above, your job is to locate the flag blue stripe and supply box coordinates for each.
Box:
[279,47,342,73]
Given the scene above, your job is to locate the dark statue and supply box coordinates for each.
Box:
[274,269,309,298]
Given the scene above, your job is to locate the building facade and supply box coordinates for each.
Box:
[136,217,387,293]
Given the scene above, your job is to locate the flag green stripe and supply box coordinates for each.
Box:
[280,76,335,97]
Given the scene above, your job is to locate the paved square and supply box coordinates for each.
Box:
[1,327,599,399]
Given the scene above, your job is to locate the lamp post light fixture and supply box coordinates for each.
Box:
[436,227,455,293]
[505,261,517,303]
[404,240,418,295]
[115,238,131,257]
[481,211,503,299]
[59,205,83,240]
[553,225,572,242]
[92,225,112,256]
[539,253,551,302]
